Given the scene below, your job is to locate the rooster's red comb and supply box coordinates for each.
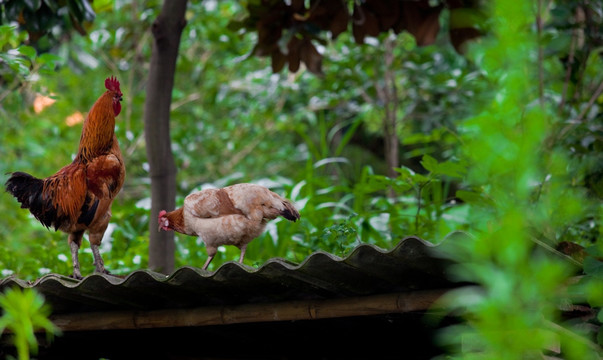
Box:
[104,76,121,93]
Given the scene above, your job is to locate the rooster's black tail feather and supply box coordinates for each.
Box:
[5,172,57,229]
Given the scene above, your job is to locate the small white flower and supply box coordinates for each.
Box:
[1,269,14,277]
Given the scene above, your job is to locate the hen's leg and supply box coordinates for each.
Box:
[202,256,214,270]
[202,245,217,270]
[238,244,247,264]
[89,232,109,275]
[68,231,84,279]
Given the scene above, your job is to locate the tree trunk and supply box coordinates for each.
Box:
[144,0,188,274]
[382,36,399,196]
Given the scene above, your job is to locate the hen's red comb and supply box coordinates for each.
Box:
[104,76,121,93]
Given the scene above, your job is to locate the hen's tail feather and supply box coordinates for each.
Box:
[5,172,59,229]
[280,200,300,222]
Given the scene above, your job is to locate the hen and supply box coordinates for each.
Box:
[158,183,300,269]
[5,77,125,279]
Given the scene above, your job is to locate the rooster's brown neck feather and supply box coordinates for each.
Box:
[77,91,116,163]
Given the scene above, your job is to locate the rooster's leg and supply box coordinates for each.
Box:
[68,231,84,280]
[90,244,108,274]
[89,233,109,275]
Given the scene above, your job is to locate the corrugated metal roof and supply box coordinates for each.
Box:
[0,236,456,317]
[1,236,465,359]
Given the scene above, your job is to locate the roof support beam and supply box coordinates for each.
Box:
[50,289,449,332]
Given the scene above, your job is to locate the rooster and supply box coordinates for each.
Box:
[5,77,125,279]
[158,183,300,270]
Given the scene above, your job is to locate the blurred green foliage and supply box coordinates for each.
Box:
[0,0,601,357]
[0,288,60,360]
[0,0,481,277]
[0,0,96,52]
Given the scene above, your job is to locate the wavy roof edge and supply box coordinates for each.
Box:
[1,234,459,290]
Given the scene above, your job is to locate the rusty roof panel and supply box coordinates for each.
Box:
[0,236,457,314]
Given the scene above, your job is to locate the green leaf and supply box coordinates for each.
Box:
[90,0,113,13]
[18,45,37,59]
[37,53,61,67]
[362,174,392,193]
[0,25,18,36]
[456,189,482,204]
[393,166,414,179]
[413,173,431,184]
[583,256,603,279]
[420,155,466,178]
[421,154,439,173]
[436,161,467,178]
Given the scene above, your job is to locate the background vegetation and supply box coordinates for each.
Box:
[0,0,601,358]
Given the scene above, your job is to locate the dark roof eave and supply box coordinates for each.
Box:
[49,289,451,332]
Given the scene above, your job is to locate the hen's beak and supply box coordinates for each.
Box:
[158,221,163,232]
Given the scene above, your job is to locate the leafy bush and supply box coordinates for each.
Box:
[0,1,601,357]
[433,1,602,358]
[0,288,60,360]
